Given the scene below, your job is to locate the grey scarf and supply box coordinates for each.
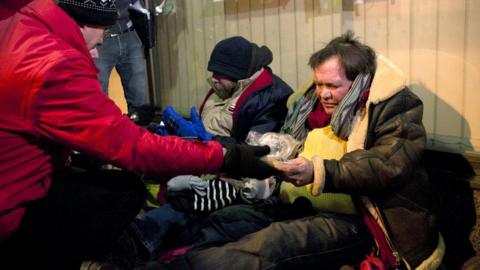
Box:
[331,73,371,140]
[280,87,317,143]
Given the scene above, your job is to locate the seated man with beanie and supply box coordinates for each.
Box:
[0,1,278,269]
[163,36,293,144]
[200,35,293,143]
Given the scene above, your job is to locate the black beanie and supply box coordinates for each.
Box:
[58,0,118,27]
[208,36,253,81]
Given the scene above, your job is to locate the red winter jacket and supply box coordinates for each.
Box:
[0,0,223,241]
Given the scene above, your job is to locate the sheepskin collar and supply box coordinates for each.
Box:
[347,55,406,152]
[367,54,406,107]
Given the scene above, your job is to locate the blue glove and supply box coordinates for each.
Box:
[190,106,212,141]
[153,121,169,136]
[162,106,197,138]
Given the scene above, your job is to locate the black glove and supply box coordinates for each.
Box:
[220,143,279,179]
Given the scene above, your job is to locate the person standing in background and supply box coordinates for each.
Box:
[94,0,148,112]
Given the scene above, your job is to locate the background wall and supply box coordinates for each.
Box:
[108,69,128,114]
[149,0,480,154]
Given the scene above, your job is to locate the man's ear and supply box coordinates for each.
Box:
[89,48,99,58]
[78,24,86,35]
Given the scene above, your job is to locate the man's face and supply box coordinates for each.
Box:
[79,24,107,50]
[209,73,237,100]
[313,56,353,115]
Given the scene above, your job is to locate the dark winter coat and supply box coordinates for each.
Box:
[298,55,439,268]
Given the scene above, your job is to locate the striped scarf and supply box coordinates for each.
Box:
[280,87,318,142]
[331,73,371,140]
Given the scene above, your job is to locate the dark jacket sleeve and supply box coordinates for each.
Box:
[212,134,238,145]
[230,75,293,143]
[323,89,426,195]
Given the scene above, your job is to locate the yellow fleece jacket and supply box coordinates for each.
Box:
[279,125,356,214]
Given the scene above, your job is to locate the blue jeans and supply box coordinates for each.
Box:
[131,203,191,258]
[181,204,372,269]
[131,197,288,259]
[94,30,147,112]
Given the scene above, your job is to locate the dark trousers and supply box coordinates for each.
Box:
[0,168,147,270]
[182,205,372,270]
[141,201,372,270]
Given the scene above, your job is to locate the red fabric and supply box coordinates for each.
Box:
[357,90,370,111]
[199,89,215,115]
[357,202,398,269]
[0,0,223,241]
[159,245,192,263]
[306,101,331,129]
[360,254,387,270]
[306,89,370,130]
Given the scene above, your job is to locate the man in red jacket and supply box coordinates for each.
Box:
[0,0,276,269]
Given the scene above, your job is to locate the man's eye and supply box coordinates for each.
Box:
[326,84,339,89]
[316,83,339,90]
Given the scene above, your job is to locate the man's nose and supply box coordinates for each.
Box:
[320,88,332,99]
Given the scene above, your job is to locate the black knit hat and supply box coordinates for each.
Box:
[58,0,118,27]
[208,36,253,81]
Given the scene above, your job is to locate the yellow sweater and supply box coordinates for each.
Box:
[279,125,356,214]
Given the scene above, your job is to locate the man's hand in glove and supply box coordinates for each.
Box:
[161,106,212,141]
[190,106,212,141]
[221,143,279,179]
[162,106,197,138]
